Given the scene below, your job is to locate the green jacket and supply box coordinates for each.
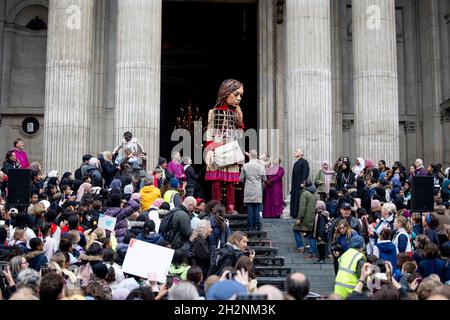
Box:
[314,169,336,194]
[294,186,319,232]
[171,205,193,249]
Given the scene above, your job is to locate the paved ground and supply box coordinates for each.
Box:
[262,218,335,296]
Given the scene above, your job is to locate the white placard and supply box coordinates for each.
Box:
[98,214,117,232]
[121,239,175,283]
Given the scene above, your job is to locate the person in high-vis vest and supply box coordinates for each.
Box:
[164,178,181,209]
[334,235,366,299]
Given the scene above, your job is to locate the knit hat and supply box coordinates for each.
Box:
[124,184,134,195]
[158,157,167,166]
[349,235,365,249]
[92,263,109,280]
[110,179,121,190]
[315,200,326,211]
[371,200,381,210]
[170,178,179,189]
[152,198,164,208]
[206,280,247,300]
[131,193,141,201]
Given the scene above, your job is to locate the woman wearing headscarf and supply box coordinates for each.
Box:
[204,79,245,213]
[314,161,336,201]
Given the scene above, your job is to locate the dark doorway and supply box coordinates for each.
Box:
[160,1,257,204]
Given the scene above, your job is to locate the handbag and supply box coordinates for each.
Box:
[213,141,245,168]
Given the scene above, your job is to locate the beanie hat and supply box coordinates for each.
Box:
[206,280,247,300]
[88,157,98,166]
[315,200,326,211]
[110,179,121,190]
[124,184,134,195]
[371,200,381,210]
[92,263,109,280]
[131,193,141,201]
[170,178,179,189]
[349,235,365,249]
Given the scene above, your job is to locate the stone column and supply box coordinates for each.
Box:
[352,0,399,166]
[115,0,162,167]
[285,0,333,179]
[417,0,443,164]
[43,0,94,173]
[90,0,108,155]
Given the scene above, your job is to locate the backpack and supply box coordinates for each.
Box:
[158,209,176,243]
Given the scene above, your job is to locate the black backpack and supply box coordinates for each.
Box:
[158,210,176,243]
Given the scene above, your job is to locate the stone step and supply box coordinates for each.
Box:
[255,266,291,277]
[224,214,247,220]
[249,246,278,257]
[252,256,285,267]
[247,239,271,247]
[244,231,267,239]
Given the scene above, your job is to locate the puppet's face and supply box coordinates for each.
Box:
[225,86,244,107]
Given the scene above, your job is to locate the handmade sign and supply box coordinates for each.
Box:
[98,214,117,232]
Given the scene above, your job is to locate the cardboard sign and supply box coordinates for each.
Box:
[122,239,175,283]
[98,214,117,232]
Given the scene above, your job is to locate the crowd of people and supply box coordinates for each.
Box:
[291,154,450,300]
[0,135,449,300]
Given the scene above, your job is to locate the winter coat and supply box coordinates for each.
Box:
[294,185,319,232]
[136,232,164,245]
[190,237,211,277]
[418,258,446,280]
[315,170,336,194]
[373,241,398,268]
[140,185,161,211]
[432,206,450,235]
[104,199,140,242]
[425,228,440,246]
[332,231,358,255]
[312,210,330,243]
[240,159,266,203]
[209,215,231,251]
[83,165,103,187]
[99,157,117,188]
[336,170,355,191]
[0,244,12,261]
[290,158,310,218]
[24,251,48,272]
[185,165,199,189]
[78,254,104,288]
[171,205,193,250]
[326,199,339,219]
[207,243,244,277]
[1,160,20,174]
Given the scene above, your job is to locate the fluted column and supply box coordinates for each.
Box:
[115,0,161,167]
[285,0,332,179]
[90,0,108,155]
[352,0,399,166]
[43,0,94,173]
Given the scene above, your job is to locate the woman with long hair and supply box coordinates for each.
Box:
[331,220,357,274]
[1,150,20,174]
[208,204,230,251]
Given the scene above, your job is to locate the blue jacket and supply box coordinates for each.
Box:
[375,241,397,268]
[334,230,358,253]
[209,216,230,251]
[137,232,164,245]
[24,251,48,272]
[418,258,446,279]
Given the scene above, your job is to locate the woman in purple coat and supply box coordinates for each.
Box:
[263,159,285,218]
[104,191,140,242]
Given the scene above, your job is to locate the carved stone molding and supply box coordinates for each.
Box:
[403,121,416,133]
[441,99,450,123]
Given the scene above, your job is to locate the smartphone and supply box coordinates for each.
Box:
[166,275,174,288]
[0,262,9,273]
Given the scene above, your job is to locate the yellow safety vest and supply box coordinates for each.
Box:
[163,190,179,209]
[334,248,366,299]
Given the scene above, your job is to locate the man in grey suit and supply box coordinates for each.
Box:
[240,150,267,231]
